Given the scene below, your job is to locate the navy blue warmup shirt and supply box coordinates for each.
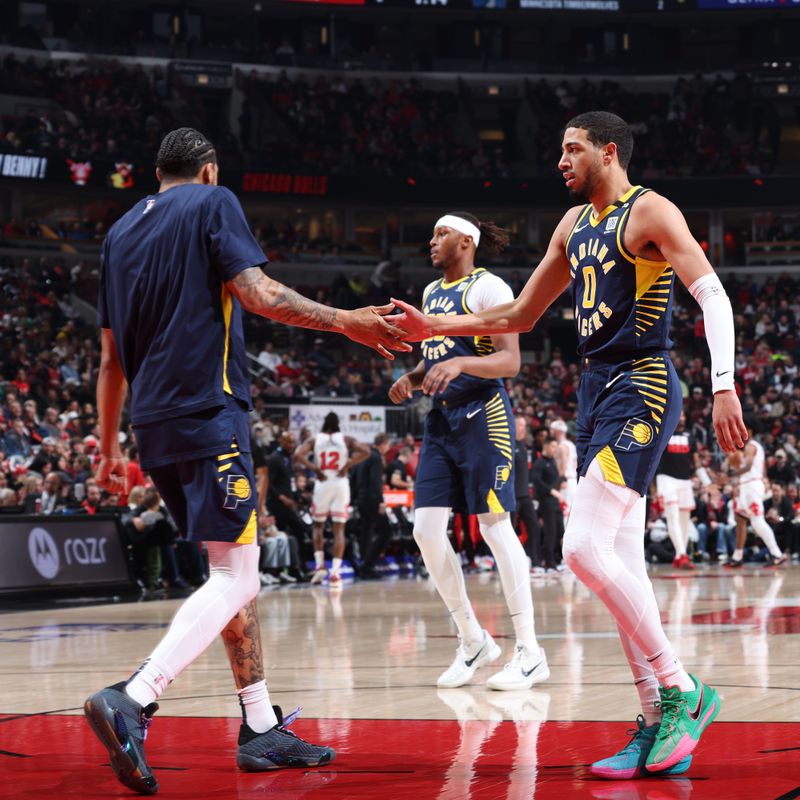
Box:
[98,183,266,468]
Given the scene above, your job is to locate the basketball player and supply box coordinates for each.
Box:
[655,412,701,570]
[727,422,787,568]
[293,411,369,587]
[393,112,746,777]
[85,127,408,795]
[389,211,549,692]
[550,418,577,518]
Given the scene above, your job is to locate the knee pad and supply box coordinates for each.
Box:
[412,506,450,546]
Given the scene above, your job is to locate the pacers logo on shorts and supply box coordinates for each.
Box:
[615,418,654,451]
[494,464,511,490]
[223,474,251,509]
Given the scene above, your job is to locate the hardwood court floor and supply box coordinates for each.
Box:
[1,563,798,799]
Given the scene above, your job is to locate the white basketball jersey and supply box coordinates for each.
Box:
[743,439,765,484]
[314,432,349,479]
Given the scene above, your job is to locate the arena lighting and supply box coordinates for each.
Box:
[777,83,789,95]
[407,177,417,185]
[488,85,500,95]
[754,178,765,186]
[483,180,492,188]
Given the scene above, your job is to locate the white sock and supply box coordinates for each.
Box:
[414,506,483,645]
[126,541,260,706]
[679,509,692,554]
[751,516,783,558]
[332,557,343,575]
[238,679,278,733]
[733,547,743,561]
[664,503,685,557]
[314,550,325,569]
[563,460,692,691]
[125,656,174,707]
[478,512,539,653]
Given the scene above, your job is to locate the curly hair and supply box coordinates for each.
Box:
[156,127,216,179]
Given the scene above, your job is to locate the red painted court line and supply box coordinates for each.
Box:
[0,716,797,799]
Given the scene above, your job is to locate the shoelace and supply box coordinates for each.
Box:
[503,646,528,671]
[655,694,684,738]
[275,706,303,738]
[620,716,652,751]
[140,703,158,741]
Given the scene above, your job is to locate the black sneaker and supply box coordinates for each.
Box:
[237,706,335,771]
[84,682,159,795]
[724,558,744,569]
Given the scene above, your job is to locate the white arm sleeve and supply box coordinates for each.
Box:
[465,273,514,312]
[688,272,735,394]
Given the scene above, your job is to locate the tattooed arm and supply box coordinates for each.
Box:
[227,266,411,359]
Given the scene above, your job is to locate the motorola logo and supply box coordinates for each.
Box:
[28,527,60,579]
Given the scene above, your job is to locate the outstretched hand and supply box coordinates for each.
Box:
[344,303,412,359]
[389,298,432,342]
[712,390,747,454]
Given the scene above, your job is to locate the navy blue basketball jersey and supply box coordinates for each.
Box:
[98,184,266,426]
[420,268,510,403]
[565,186,674,360]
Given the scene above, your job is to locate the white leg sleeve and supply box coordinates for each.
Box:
[477,512,539,652]
[612,496,661,723]
[562,460,688,687]
[751,515,783,558]
[678,509,692,554]
[414,507,483,644]
[664,502,685,558]
[127,541,261,704]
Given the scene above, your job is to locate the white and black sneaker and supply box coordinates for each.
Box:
[437,629,502,689]
[486,644,550,691]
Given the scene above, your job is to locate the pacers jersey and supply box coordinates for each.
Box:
[420,268,512,404]
[566,185,674,360]
[313,432,349,479]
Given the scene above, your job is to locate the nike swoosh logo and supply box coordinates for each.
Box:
[466,408,482,419]
[605,373,625,390]
[688,684,704,721]
[574,223,589,233]
[464,644,485,667]
[715,371,731,377]
[522,661,542,678]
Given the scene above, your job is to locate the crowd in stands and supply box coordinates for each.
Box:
[2,248,800,593]
[0,50,781,180]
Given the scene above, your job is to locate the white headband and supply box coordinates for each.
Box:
[435,214,480,247]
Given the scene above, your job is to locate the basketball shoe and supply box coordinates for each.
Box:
[437,629,502,689]
[486,644,550,691]
[328,572,343,590]
[590,715,692,779]
[84,682,159,795]
[646,675,720,772]
[309,567,327,585]
[237,706,336,771]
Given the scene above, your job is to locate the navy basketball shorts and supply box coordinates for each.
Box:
[575,353,682,496]
[415,389,516,515]
[149,438,258,544]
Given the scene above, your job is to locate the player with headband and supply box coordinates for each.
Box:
[389,211,550,692]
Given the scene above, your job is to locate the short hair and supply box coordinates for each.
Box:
[564,111,634,170]
[374,433,390,447]
[156,127,216,179]
[322,412,340,434]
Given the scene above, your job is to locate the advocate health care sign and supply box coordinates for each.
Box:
[288,405,385,441]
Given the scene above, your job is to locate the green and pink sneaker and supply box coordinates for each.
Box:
[646,675,720,772]
[590,715,692,779]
